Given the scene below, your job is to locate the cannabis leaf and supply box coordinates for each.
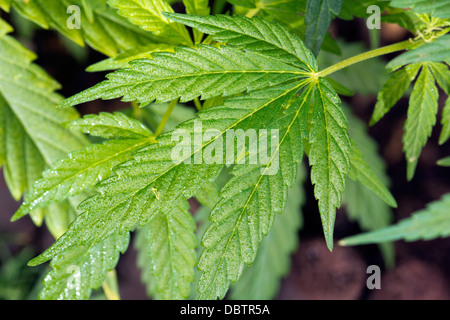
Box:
[304,0,343,56]
[340,193,450,245]
[343,106,395,266]
[197,85,311,299]
[108,0,193,45]
[4,0,157,57]
[390,0,450,19]
[308,78,351,250]
[164,13,317,70]
[60,44,309,107]
[39,231,129,300]
[135,199,197,300]
[371,59,450,180]
[29,82,305,267]
[370,64,421,125]
[437,156,450,166]
[440,97,450,145]
[403,63,439,180]
[0,18,86,224]
[387,35,450,70]
[230,165,305,300]
[87,44,176,72]
[13,112,155,220]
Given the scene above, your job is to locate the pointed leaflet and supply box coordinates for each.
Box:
[403,64,439,180]
[387,35,450,71]
[9,0,157,57]
[304,0,343,56]
[108,0,192,45]
[29,83,306,266]
[0,22,86,201]
[164,13,317,71]
[308,78,351,251]
[39,231,129,300]
[65,112,155,140]
[182,0,210,16]
[181,0,210,43]
[370,63,421,125]
[197,85,311,300]
[440,97,450,145]
[390,0,450,19]
[135,199,197,300]
[14,113,155,219]
[428,62,450,145]
[230,165,305,300]
[0,0,10,11]
[60,44,308,108]
[437,156,450,166]
[348,144,397,208]
[343,107,395,267]
[341,193,450,246]
[87,44,176,72]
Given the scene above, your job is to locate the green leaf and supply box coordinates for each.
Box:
[108,0,193,45]
[182,0,210,16]
[29,83,305,267]
[13,112,154,219]
[340,193,450,246]
[135,199,197,300]
[339,0,389,20]
[429,62,450,95]
[370,63,421,125]
[390,0,450,18]
[0,0,10,11]
[439,97,450,145]
[0,24,86,202]
[437,156,450,166]
[195,181,221,209]
[308,78,351,251]
[387,35,450,71]
[38,231,129,300]
[226,0,256,8]
[304,0,343,56]
[403,64,439,180]
[230,164,305,300]
[65,112,154,140]
[197,85,311,300]
[10,0,158,57]
[348,144,397,208]
[0,18,12,35]
[164,13,318,71]
[343,106,395,266]
[59,45,310,107]
[86,44,176,72]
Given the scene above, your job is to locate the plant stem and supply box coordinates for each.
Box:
[194,97,203,111]
[153,98,178,138]
[102,270,120,300]
[246,7,260,18]
[318,40,414,78]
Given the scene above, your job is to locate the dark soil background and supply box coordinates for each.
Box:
[1,13,450,300]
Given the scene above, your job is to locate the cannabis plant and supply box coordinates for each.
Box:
[0,0,449,300]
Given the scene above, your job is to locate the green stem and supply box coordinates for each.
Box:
[246,7,260,18]
[102,270,120,300]
[153,98,178,138]
[318,40,414,78]
[193,98,203,111]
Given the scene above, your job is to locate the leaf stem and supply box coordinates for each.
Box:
[102,270,121,300]
[318,40,414,78]
[193,97,203,111]
[246,7,261,18]
[153,98,178,138]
